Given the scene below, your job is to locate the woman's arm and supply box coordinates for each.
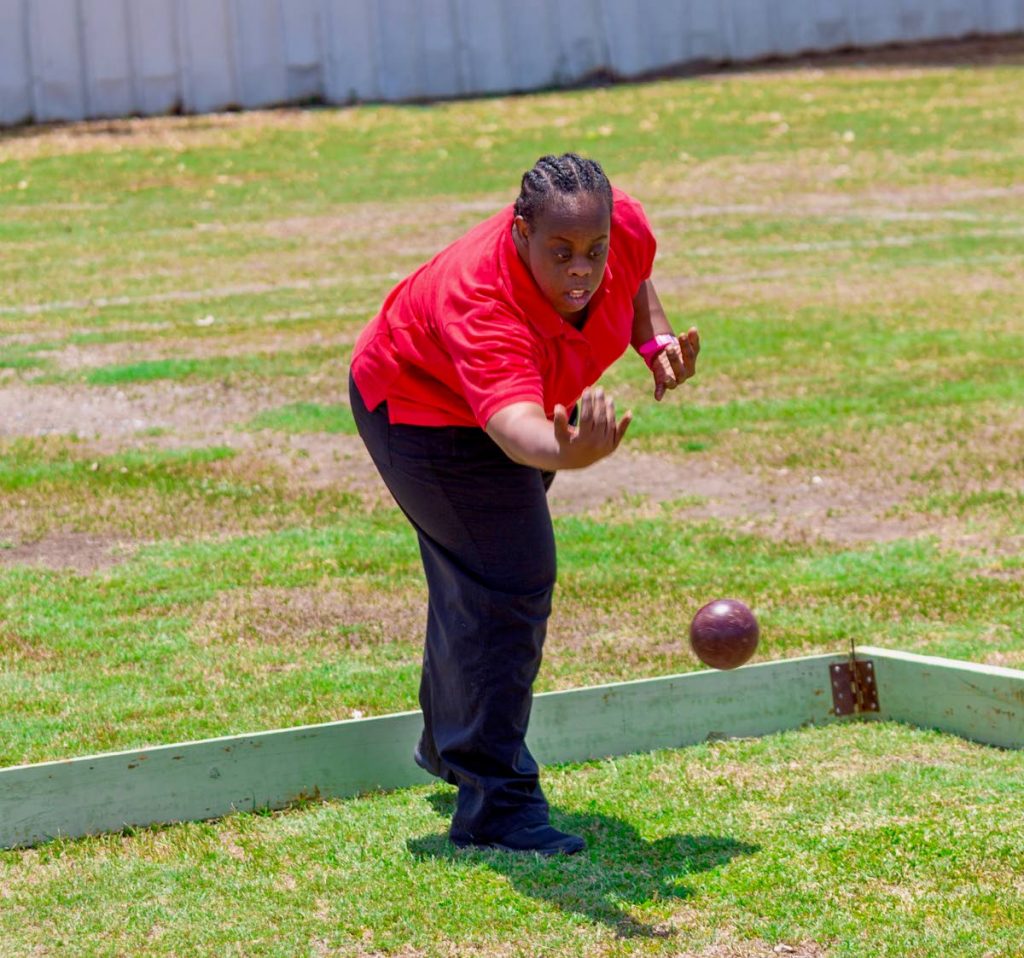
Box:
[485,388,631,471]
[632,279,700,401]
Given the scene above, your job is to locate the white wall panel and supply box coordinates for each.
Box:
[28,0,85,122]
[81,0,134,118]
[416,0,462,98]
[0,0,33,125]
[686,0,729,63]
[852,0,912,47]
[727,0,779,60]
[231,0,287,108]
[452,0,511,94]
[547,0,607,83]
[772,0,853,55]
[601,1,690,77]
[984,0,1024,32]
[281,0,322,101]
[3,0,1023,126]
[178,0,237,113]
[934,0,983,36]
[895,0,933,42]
[128,0,180,116]
[500,0,559,91]
[809,0,854,51]
[373,0,423,100]
[321,0,378,102]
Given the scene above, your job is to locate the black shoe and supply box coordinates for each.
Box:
[451,823,585,856]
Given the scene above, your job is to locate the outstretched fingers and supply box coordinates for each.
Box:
[574,387,629,460]
[675,325,700,378]
[589,387,612,439]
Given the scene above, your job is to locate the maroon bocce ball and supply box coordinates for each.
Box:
[689,598,760,670]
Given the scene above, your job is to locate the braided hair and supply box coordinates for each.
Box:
[513,153,613,227]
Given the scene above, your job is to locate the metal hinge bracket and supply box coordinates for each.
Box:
[830,643,880,716]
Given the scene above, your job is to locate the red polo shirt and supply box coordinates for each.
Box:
[350,187,656,428]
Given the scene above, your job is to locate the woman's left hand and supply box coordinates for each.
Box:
[653,326,700,401]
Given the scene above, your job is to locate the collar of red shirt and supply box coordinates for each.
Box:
[497,218,615,339]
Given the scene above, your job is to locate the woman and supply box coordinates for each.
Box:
[350,153,699,855]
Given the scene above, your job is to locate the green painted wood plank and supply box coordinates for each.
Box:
[860,646,1024,749]
[528,652,851,765]
[0,710,434,850]
[0,653,847,849]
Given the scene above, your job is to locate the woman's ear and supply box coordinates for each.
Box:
[512,214,529,243]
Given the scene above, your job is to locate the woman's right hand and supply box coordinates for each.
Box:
[486,390,631,471]
[553,387,632,468]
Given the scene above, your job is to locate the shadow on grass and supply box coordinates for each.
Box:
[407,790,758,938]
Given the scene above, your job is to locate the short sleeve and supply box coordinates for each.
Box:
[611,190,658,286]
[440,305,546,428]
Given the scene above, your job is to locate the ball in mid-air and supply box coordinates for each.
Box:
[689,598,759,670]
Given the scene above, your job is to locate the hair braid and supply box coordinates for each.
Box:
[513,152,613,226]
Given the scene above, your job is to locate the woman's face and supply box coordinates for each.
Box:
[513,192,611,320]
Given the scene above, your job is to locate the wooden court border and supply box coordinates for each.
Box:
[2,646,1022,849]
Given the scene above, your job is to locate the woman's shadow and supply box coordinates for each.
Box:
[406,790,759,938]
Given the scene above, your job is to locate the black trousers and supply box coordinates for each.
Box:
[350,374,555,841]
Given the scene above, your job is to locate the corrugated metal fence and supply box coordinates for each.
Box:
[1,0,1022,126]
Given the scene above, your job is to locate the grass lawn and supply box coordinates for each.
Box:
[1,39,1023,957]
[3,723,1022,957]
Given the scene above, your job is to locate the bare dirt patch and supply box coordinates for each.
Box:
[680,941,829,958]
[547,449,932,546]
[0,378,342,440]
[0,532,135,573]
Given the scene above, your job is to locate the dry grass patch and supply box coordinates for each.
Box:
[0,531,135,573]
[544,601,693,688]
[700,404,1024,521]
[0,441,361,544]
[648,732,984,797]
[189,583,425,652]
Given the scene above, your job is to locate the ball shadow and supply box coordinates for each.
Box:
[406,790,759,938]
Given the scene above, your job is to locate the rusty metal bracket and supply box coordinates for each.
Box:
[830,642,880,716]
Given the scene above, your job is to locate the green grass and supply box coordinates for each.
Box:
[0,340,59,370]
[0,442,236,492]
[247,402,357,435]
[2,45,1024,957]
[80,344,349,385]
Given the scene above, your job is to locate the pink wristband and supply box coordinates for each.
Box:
[637,333,677,369]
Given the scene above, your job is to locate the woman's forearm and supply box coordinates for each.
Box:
[486,394,631,471]
[486,403,567,470]
[630,279,674,348]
